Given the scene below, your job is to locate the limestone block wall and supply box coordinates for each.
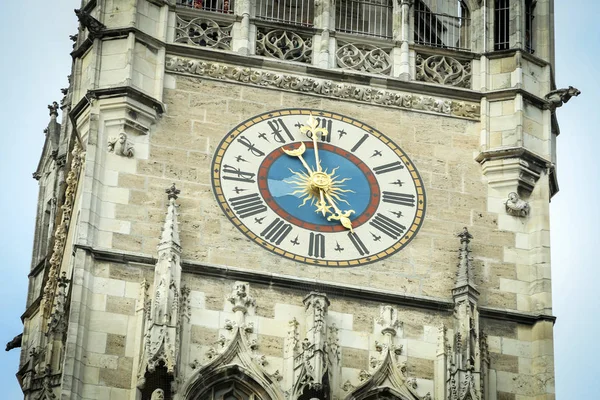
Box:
[69,259,552,399]
[83,73,526,311]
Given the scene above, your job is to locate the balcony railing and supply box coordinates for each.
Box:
[414,1,470,51]
[177,0,234,14]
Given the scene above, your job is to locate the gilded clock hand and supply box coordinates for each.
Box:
[300,114,328,172]
[282,142,313,174]
[322,190,355,232]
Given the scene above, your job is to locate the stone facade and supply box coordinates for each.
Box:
[13,0,575,400]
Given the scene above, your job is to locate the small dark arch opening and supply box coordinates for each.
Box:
[140,364,174,400]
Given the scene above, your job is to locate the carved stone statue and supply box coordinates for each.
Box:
[545,86,581,110]
[505,192,530,217]
[151,388,165,400]
[108,132,134,158]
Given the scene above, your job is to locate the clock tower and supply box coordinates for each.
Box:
[14,1,577,400]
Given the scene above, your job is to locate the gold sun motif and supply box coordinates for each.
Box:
[285,166,353,209]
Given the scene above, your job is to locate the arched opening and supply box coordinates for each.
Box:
[359,387,410,400]
[185,365,273,400]
[140,365,174,400]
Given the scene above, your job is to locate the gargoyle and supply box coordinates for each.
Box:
[545,86,581,110]
[5,333,22,351]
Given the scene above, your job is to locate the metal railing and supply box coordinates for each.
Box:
[414,1,471,51]
[176,0,234,14]
[256,0,314,27]
[336,0,393,39]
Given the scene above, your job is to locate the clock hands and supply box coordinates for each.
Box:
[283,114,355,232]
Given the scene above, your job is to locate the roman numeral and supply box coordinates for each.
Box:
[351,134,369,152]
[268,119,295,143]
[222,165,256,183]
[374,161,404,175]
[348,232,369,256]
[229,193,267,218]
[382,192,415,207]
[316,118,333,143]
[369,213,406,239]
[237,136,264,157]
[308,233,326,258]
[260,218,292,245]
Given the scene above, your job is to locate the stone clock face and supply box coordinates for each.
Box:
[212,109,426,267]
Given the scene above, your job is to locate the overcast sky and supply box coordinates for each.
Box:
[0,1,598,398]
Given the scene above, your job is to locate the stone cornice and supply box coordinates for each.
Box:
[484,48,551,68]
[70,86,165,124]
[74,244,556,325]
[165,54,481,120]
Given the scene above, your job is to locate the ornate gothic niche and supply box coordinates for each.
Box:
[345,350,426,400]
[179,329,283,400]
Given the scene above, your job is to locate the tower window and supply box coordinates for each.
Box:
[525,0,536,54]
[177,0,234,14]
[336,0,393,39]
[414,0,471,51]
[256,0,314,27]
[494,0,510,50]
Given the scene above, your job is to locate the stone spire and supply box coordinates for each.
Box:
[452,227,479,301]
[137,185,184,395]
[434,227,485,400]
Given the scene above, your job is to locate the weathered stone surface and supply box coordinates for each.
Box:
[258,335,284,358]
[406,357,434,379]
[191,325,218,346]
[106,295,135,315]
[490,352,519,373]
[98,357,133,389]
[341,347,369,369]
[105,334,126,357]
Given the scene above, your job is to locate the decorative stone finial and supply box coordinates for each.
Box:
[48,102,59,117]
[545,86,580,110]
[453,227,478,297]
[505,192,530,217]
[227,282,255,314]
[166,184,180,200]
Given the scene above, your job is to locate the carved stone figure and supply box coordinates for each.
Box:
[505,192,530,217]
[151,388,165,400]
[108,132,134,157]
[545,86,581,110]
